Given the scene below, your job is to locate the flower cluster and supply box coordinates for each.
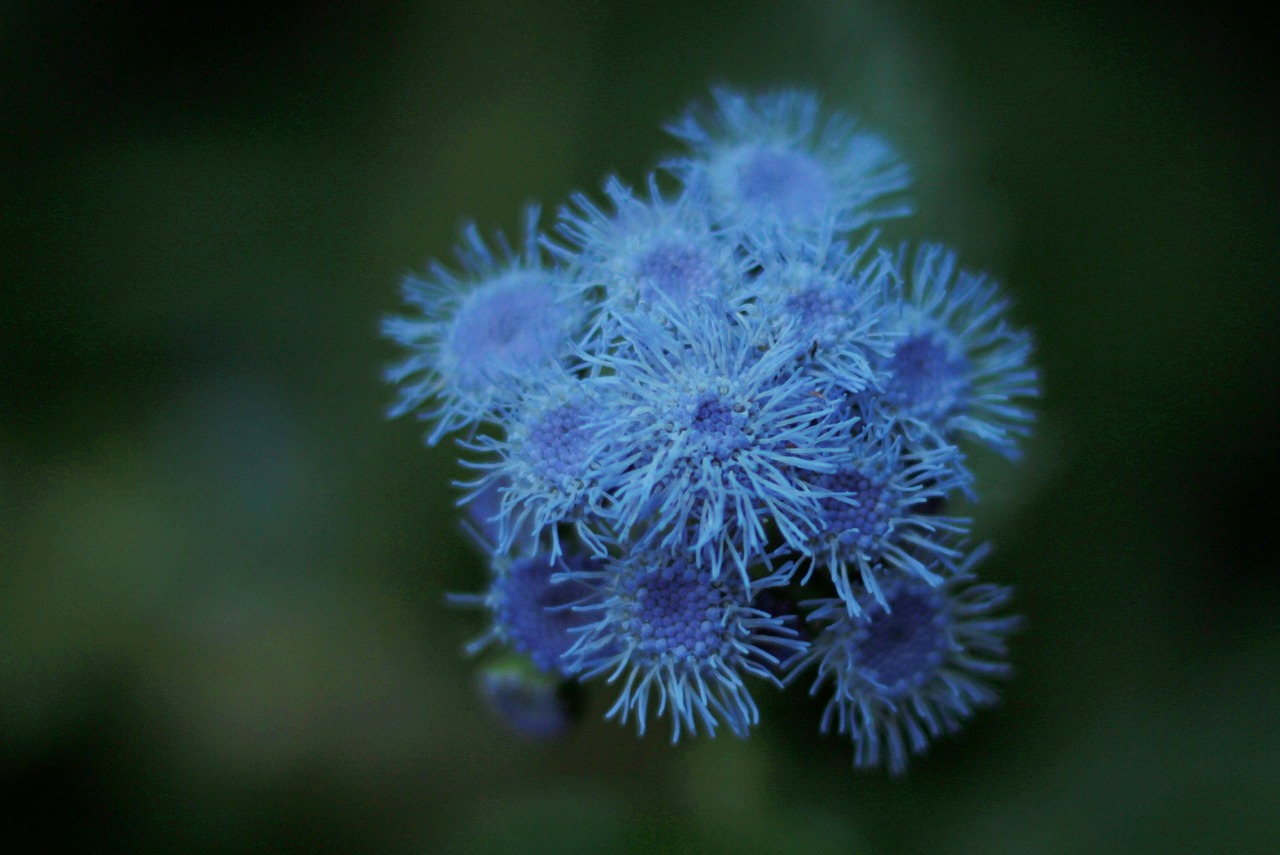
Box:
[384,88,1039,774]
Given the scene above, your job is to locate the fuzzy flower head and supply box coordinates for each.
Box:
[879,244,1040,458]
[462,371,620,559]
[566,546,804,742]
[459,549,603,677]
[744,229,896,394]
[382,85,1041,773]
[792,546,1021,775]
[584,302,862,579]
[795,409,972,613]
[552,176,748,330]
[382,207,584,444]
[664,88,912,237]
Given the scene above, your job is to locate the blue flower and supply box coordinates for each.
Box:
[793,407,972,613]
[565,546,804,741]
[382,207,585,445]
[383,87,1039,771]
[460,370,620,559]
[581,301,862,580]
[743,228,896,394]
[664,87,912,237]
[550,175,748,329]
[791,545,1021,775]
[878,244,1040,458]
[456,549,603,677]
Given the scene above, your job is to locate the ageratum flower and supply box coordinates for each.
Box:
[382,207,584,445]
[454,549,603,677]
[460,370,621,559]
[791,545,1021,775]
[743,228,896,395]
[382,86,1040,773]
[550,174,748,331]
[879,244,1040,458]
[794,408,972,613]
[583,301,861,580]
[664,87,912,237]
[565,545,804,741]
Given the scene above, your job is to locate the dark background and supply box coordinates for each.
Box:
[3,1,1277,852]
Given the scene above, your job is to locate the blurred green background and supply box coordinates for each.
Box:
[4,1,1277,852]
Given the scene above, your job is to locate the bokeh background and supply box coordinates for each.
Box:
[4,1,1277,852]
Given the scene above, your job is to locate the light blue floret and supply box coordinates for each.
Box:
[382,206,584,445]
[791,545,1021,775]
[460,370,621,559]
[550,175,748,333]
[879,244,1040,458]
[581,301,863,581]
[455,549,604,677]
[564,546,805,742]
[664,87,912,237]
[794,406,972,613]
[743,228,897,395]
